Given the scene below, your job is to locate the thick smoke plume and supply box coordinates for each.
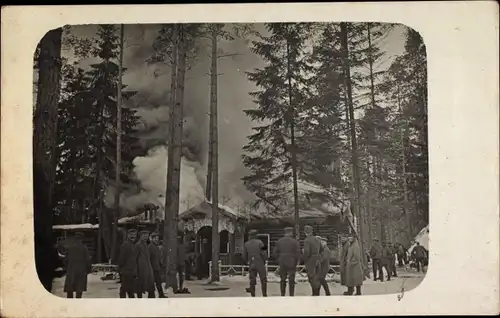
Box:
[89,24,266,216]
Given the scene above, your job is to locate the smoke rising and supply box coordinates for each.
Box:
[82,24,267,216]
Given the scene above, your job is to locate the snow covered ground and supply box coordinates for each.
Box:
[52,268,425,298]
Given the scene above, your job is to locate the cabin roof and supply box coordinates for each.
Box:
[180,200,246,220]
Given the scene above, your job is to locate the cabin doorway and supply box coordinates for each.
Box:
[196,226,212,279]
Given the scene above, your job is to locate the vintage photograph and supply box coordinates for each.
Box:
[33,22,429,299]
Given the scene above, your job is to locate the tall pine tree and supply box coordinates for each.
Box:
[242,23,312,236]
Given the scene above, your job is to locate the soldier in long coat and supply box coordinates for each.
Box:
[148,232,166,298]
[303,225,323,296]
[243,229,268,297]
[273,227,300,296]
[317,236,331,296]
[344,235,364,296]
[118,229,138,298]
[63,232,91,298]
[339,236,349,288]
[136,230,155,298]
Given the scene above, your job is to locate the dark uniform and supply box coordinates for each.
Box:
[118,229,138,298]
[243,230,268,297]
[148,232,166,298]
[273,227,300,296]
[369,239,384,281]
[411,243,428,272]
[318,236,331,296]
[389,243,398,277]
[303,225,323,296]
[175,236,187,293]
[136,230,155,298]
[381,242,392,281]
[63,232,91,298]
[396,243,406,267]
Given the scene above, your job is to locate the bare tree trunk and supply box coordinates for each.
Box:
[166,25,186,290]
[206,107,213,200]
[33,27,63,293]
[397,82,412,241]
[34,28,63,212]
[112,24,124,264]
[97,191,103,263]
[365,22,377,249]
[210,26,220,282]
[164,23,178,288]
[285,34,300,241]
[340,22,368,275]
[365,158,373,248]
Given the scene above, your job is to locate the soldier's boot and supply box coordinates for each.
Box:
[355,286,362,296]
[280,281,287,296]
[261,282,268,297]
[343,287,354,296]
[246,286,256,297]
[322,281,331,296]
[314,286,321,296]
[289,282,295,297]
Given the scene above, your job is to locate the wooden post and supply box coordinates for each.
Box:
[229,226,236,264]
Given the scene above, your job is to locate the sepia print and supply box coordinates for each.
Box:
[33,22,429,299]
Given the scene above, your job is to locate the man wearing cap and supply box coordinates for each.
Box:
[63,232,92,298]
[302,225,323,296]
[317,236,331,296]
[381,241,392,281]
[243,229,268,297]
[174,235,188,294]
[148,232,166,298]
[339,235,349,288]
[369,238,384,281]
[136,230,155,298]
[118,229,138,298]
[389,242,398,278]
[273,227,300,296]
[344,234,364,296]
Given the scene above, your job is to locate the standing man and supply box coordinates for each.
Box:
[389,242,398,277]
[381,241,392,281]
[318,236,331,296]
[396,243,406,267]
[411,242,428,273]
[273,227,300,296]
[175,235,189,294]
[303,225,323,296]
[243,229,268,297]
[148,232,166,298]
[117,229,138,298]
[339,236,349,289]
[344,234,364,296]
[136,230,155,298]
[369,238,384,281]
[62,232,91,298]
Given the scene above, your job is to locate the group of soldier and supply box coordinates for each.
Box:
[60,226,427,299]
[117,229,188,298]
[241,225,365,297]
[369,239,428,282]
